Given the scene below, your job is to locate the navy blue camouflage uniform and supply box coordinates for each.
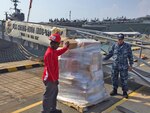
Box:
[103,42,133,92]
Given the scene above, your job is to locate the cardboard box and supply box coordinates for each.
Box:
[61,38,78,49]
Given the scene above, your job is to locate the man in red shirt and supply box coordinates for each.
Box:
[42,33,69,113]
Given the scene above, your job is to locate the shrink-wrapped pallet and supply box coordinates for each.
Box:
[58,39,109,106]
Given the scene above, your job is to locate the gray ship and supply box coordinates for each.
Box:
[82,15,150,34]
[5,0,25,21]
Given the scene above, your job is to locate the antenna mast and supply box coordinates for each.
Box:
[27,0,33,22]
[69,11,71,21]
[11,0,19,13]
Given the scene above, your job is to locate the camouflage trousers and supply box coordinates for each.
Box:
[111,68,128,92]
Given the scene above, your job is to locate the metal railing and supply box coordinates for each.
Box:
[66,28,150,86]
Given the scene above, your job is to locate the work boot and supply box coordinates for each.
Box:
[110,89,117,96]
[123,91,128,98]
[50,109,62,113]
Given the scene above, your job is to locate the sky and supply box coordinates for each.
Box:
[0,0,150,22]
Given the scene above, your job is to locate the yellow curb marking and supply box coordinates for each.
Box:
[25,65,33,69]
[8,67,18,72]
[12,101,42,113]
[102,86,145,113]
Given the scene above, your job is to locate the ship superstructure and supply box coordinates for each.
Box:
[6,0,25,21]
[82,15,150,34]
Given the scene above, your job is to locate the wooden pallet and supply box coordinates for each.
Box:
[58,98,109,113]
[59,100,88,113]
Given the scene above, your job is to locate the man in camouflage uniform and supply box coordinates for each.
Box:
[103,34,133,98]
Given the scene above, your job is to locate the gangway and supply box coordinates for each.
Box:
[66,28,150,87]
[132,68,150,87]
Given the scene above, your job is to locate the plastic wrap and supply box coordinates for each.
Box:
[58,39,109,106]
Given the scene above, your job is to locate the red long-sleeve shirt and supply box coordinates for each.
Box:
[42,46,68,82]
